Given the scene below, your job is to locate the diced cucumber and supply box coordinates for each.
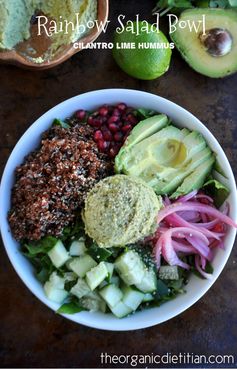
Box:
[70,278,90,299]
[48,271,65,289]
[110,275,120,286]
[99,284,123,308]
[115,250,145,285]
[143,293,154,302]
[99,299,106,313]
[64,272,77,282]
[156,279,169,296]
[86,262,109,290]
[44,272,68,303]
[109,301,132,318]
[47,240,70,268]
[68,254,97,278]
[80,291,105,312]
[135,268,157,293]
[122,286,144,311]
[99,280,108,288]
[44,283,68,303]
[69,238,86,256]
[104,262,114,281]
[159,265,179,280]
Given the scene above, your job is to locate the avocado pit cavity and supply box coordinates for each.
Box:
[200,28,233,57]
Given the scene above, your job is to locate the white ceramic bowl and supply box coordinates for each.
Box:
[1,89,236,331]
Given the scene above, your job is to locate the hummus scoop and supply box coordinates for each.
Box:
[82,174,162,248]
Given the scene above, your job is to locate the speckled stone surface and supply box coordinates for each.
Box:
[0,1,237,368]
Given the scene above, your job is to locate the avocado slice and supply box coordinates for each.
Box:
[122,128,207,185]
[115,114,169,172]
[158,147,212,195]
[170,9,237,78]
[115,120,214,196]
[120,125,189,176]
[170,155,215,199]
[124,114,169,148]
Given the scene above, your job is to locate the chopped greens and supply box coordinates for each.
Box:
[86,242,113,262]
[57,300,85,314]
[203,178,230,207]
[134,108,156,120]
[153,0,237,15]
[52,118,70,129]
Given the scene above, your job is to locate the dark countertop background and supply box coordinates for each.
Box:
[0,1,237,368]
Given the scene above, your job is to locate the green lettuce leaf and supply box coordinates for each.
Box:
[203,178,230,207]
[57,301,85,314]
[52,118,70,129]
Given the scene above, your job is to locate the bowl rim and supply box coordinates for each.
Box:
[1,88,236,331]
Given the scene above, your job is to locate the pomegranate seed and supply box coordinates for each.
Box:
[101,124,108,133]
[121,113,128,122]
[87,116,94,126]
[99,106,109,116]
[97,140,109,152]
[103,130,113,141]
[94,130,103,141]
[122,124,132,133]
[117,103,127,111]
[91,118,102,128]
[117,121,123,128]
[109,123,119,132]
[112,108,120,116]
[114,132,123,142]
[127,114,138,125]
[75,109,86,120]
[109,143,121,158]
[108,116,119,125]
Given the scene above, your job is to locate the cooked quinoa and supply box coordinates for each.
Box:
[9,122,112,241]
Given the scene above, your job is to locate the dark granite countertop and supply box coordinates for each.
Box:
[0,1,236,368]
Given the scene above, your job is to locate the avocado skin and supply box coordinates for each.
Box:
[170,8,237,78]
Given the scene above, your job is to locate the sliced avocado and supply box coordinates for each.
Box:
[123,128,207,185]
[124,114,169,148]
[121,125,188,177]
[115,119,214,196]
[158,147,212,195]
[115,114,169,172]
[170,155,215,198]
[170,9,237,78]
[181,128,190,137]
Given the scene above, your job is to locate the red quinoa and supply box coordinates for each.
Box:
[9,122,112,241]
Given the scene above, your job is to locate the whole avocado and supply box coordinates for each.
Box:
[170,8,237,78]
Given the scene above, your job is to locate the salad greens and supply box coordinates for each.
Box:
[52,118,70,129]
[21,220,191,317]
[153,0,237,15]
[57,300,85,314]
[203,178,230,207]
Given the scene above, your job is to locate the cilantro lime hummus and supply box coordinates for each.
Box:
[82,175,162,248]
[0,0,97,50]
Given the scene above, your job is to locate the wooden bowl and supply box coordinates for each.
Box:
[0,0,109,70]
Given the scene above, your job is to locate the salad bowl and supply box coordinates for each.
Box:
[0,89,236,330]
